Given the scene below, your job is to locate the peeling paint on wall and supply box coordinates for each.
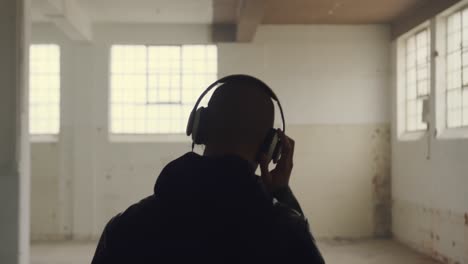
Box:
[393,200,468,264]
[371,126,392,238]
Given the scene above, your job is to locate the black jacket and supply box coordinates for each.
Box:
[92,152,325,263]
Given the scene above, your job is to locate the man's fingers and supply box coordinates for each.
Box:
[278,130,294,168]
[279,131,290,149]
[278,131,293,156]
[288,136,295,160]
[259,154,272,184]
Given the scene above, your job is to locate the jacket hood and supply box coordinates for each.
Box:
[153,152,271,211]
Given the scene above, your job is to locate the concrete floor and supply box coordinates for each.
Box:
[31,239,440,264]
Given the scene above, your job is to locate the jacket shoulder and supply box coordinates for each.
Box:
[101,195,156,238]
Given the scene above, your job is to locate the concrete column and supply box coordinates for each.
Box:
[0,0,30,263]
[71,44,97,240]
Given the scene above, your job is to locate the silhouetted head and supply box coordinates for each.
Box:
[203,79,275,166]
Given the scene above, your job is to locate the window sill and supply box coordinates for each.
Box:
[109,134,192,143]
[437,127,468,140]
[30,134,59,143]
[397,130,427,141]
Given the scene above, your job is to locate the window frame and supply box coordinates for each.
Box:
[397,22,432,141]
[434,2,468,139]
[444,6,468,130]
[107,44,217,141]
[29,43,61,142]
[405,28,431,133]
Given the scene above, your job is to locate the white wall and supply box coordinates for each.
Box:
[392,137,468,263]
[30,23,391,240]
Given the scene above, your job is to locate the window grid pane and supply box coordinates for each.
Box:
[110,45,217,134]
[405,29,430,132]
[29,44,60,135]
[447,9,468,128]
[148,46,182,104]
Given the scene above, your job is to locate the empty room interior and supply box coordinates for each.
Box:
[1,0,468,263]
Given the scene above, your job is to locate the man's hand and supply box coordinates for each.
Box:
[259,130,295,193]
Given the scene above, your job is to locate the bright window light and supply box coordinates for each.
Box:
[446,8,468,128]
[29,44,61,135]
[110,45,217,134]
[405,29,430,132]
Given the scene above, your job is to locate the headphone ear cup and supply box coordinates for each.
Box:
[260,129,279,163]
[192,107,208,144]
[272,141,282,164]
[186,111,195,136]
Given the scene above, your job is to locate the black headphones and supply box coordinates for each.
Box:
[186,74,286,164]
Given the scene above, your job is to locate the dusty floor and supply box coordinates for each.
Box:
[31,239,440,264]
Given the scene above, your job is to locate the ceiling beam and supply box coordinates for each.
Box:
[236,0,266,42]
[391,0,461,39]
[211,0,237,42]
[40,0,92,42]
[212,24,236,43]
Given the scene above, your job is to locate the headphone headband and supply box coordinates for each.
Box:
[187,74,286,135]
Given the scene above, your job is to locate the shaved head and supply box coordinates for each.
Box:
[204,80,275,163]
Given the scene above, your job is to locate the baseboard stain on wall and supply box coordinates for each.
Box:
[393,199,468,264]
[371,127,392,238]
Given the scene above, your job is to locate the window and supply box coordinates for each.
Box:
[446,8,468,128]
[405,29,431,132]
[29,44,61,135]
[110,45,217,134]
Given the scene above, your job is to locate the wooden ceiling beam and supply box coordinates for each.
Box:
[40,0,93,42]
[391,0,462,39]
[235,0,266,42]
